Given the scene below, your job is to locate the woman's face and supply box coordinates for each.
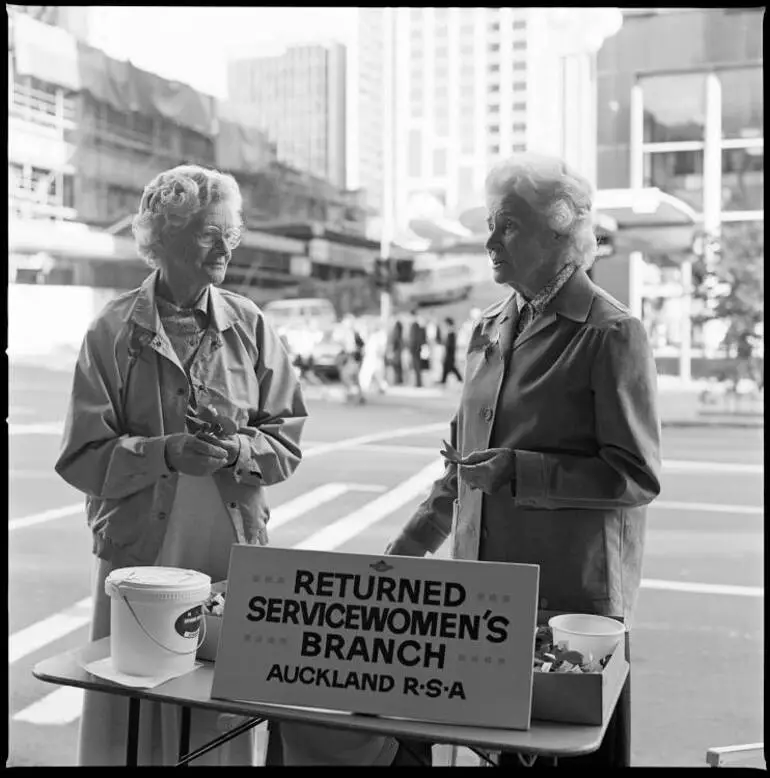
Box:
[161,201,241,289]
[484,190,562,297]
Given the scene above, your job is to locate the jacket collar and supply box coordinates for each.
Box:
[480,290,517,323]
[544,267,595,323]
[128,269,238,333]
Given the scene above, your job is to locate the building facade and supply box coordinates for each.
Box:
[596,7,763,370]
[8,11,374,301]
[353,7,621,240]
[228,43,347,189]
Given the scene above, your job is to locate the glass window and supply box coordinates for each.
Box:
[513,40,527,50]
[489,22,500,32]
[488,124,500,135]
[513,61,527,71]
[644,149,704,211]
[513,101,526,111]
[513,82,526,92]
[641,73,707,144]
[488,63,500,73]
[513,143,527,152]
[408,129,422,177]
[489,43,500,52]
[489,84,500,93]
[489,144,500,155]
[433,148,447,176]
[488,104,500,113]
[513,122,526,133]
[513,20,526,30]
[722,147,764,211]
[720,67,763,140]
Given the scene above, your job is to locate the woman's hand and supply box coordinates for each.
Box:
[196,432,241,468]
[164,433,229,476]
[440,443,516,495]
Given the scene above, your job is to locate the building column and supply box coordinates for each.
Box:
[627,82,646,328]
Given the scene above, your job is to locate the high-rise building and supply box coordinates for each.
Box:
[354,7,621,238]
[228,43,347,189]
[346,8,385,215]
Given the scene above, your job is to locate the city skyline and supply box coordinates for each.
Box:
[86,6,357,99]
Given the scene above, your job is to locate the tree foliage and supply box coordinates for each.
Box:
[692,221,764,351]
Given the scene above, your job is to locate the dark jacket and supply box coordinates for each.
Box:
[389,270,661,625]
[443,329,457,366]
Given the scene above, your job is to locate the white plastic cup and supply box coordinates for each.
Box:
[547,613,625,662]
[105,566,211,678]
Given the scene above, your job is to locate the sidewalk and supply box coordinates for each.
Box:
[302,378,764,429]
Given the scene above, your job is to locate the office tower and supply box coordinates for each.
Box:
[228,43,347,189]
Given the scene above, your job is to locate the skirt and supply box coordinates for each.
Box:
[76,475,256,766]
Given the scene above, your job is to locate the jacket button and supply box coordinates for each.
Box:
[229,502,237,509]
[483,408,493,422]
[158,512,167,520]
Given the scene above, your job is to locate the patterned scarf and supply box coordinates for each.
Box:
[514,263,577,338]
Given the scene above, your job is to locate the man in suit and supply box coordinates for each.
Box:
[407,309,426,388]
[386,152,661,768]
[440,317,463,385]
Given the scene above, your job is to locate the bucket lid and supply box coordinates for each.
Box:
[106,566,211,603]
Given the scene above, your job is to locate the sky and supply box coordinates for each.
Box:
[86,6,358,99]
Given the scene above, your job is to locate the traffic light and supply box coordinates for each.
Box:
[373,258,391,289]
[394,259,415,283]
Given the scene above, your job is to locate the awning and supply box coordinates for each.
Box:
[458,188,699,258]
[8,219,138,261]
[593,188,699,257]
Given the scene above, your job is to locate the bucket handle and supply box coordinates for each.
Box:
[119,592,207,657]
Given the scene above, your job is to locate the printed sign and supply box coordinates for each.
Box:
[175,606,202,639]
[211,546,539,730]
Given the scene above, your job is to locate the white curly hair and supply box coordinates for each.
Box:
[132,164,243,267]
[485,153,599,270]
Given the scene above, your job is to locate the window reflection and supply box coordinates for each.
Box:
[722,148,764,211]
[641,73,706,144]
[719,67,763,140]
[644,150,704,211]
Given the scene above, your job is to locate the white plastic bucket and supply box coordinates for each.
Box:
[548,613,625,661]
[105,566,211,677]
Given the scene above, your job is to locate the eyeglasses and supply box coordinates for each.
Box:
[194,227,243,250]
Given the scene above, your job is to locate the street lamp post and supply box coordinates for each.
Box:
[379,6,396,325]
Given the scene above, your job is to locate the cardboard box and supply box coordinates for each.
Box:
[196,580,227,663]
[531,639,628,726]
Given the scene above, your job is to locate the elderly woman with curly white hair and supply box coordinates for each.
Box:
[386,153,662,767]
[56,164,308,765]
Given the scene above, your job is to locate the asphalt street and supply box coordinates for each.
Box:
[7,364,765,767]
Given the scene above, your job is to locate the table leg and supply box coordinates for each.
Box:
[178,706,192,767]
[126,697,141,767]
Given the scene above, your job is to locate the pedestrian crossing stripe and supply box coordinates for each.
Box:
[10,474,764,730]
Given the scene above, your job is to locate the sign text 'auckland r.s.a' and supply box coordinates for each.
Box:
[246,568,510,702]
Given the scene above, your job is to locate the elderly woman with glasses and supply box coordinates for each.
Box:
[56,164,308,765]
[386,153,661,768]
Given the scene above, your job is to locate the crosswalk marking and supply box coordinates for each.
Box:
[269,483,386,531]
[293,460,445,552]
[14,687,84,725]
[8,422,65,436]
[9,472,764,731]
[10,598,92,665]
[641,579,763,598]
[663,460,762,475]
[9,504,84,532]
[654,500,763,515]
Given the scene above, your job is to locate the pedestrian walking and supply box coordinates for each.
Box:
[55,164,308,766]
[387,317,404,385]
[337,314,366,404]
[440,317,463,385]
[359,321,388,395]
[386,152,661,769]
[408,309,427,388]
